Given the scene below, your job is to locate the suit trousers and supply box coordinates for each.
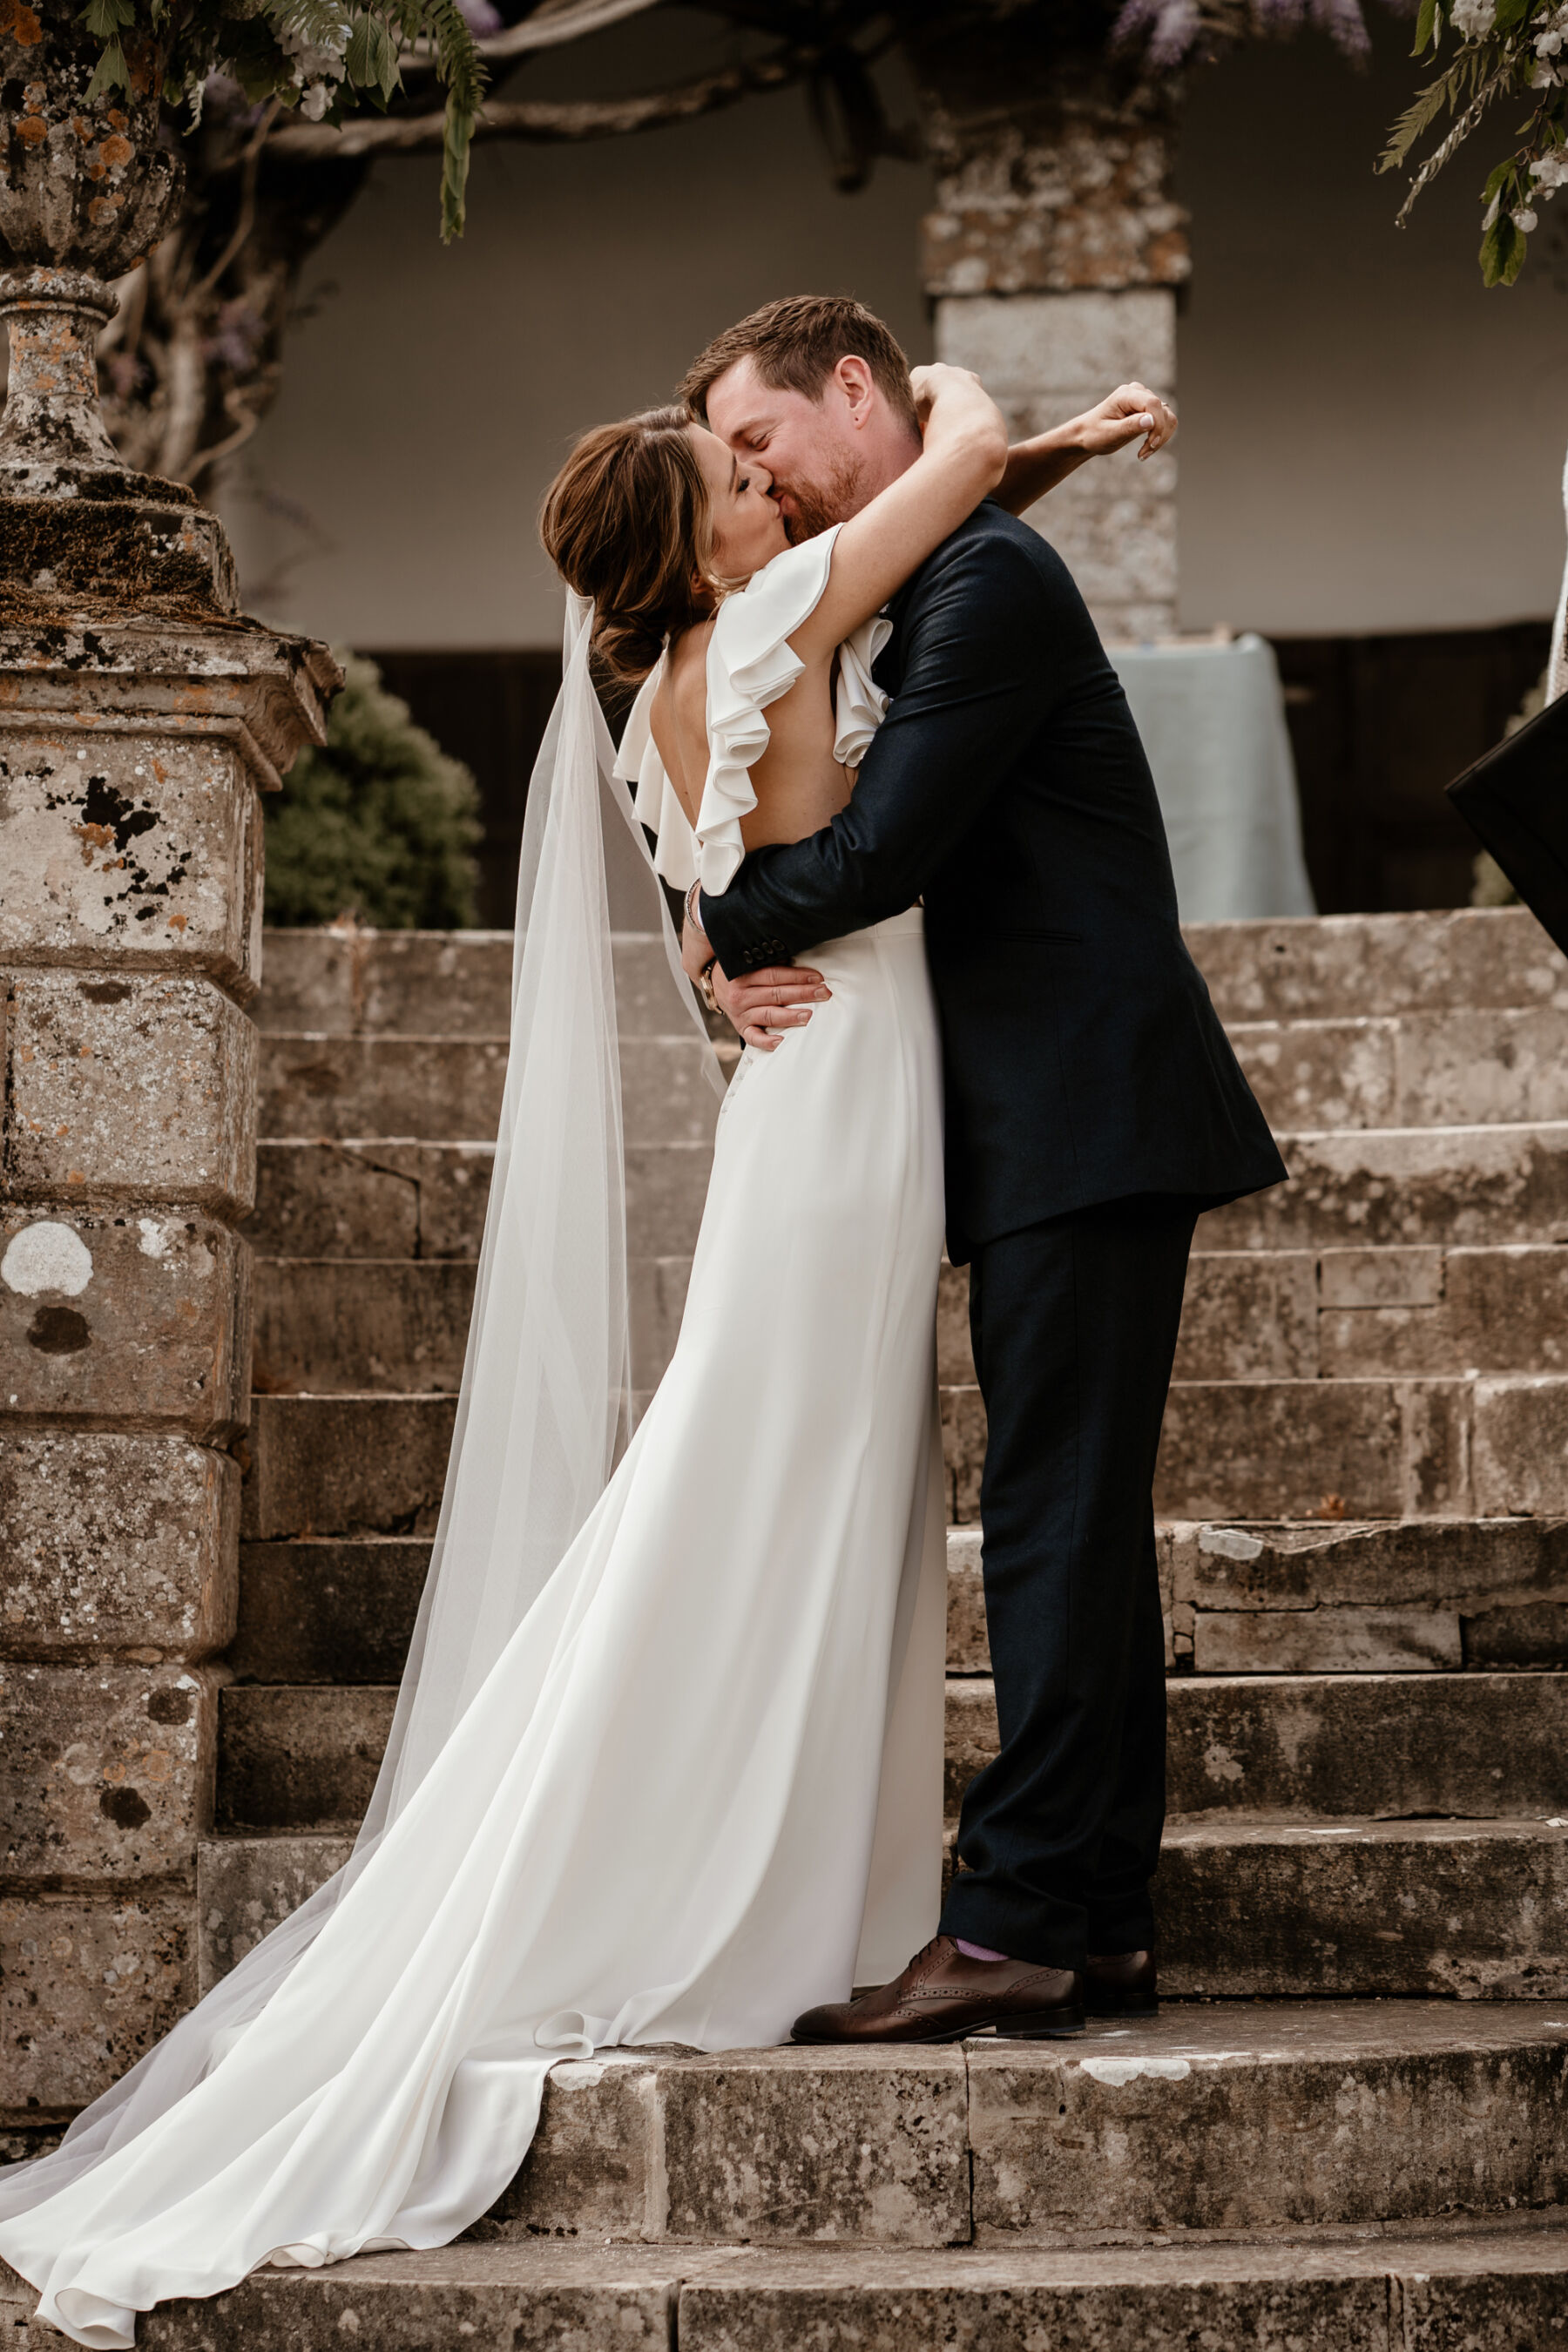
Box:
[938,1193,1200,1969]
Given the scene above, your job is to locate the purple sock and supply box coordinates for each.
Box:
[956,1939,1010,1963]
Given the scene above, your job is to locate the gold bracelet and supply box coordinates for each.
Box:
[696,962,719,1015]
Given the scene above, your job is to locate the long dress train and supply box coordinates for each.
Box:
[0,537,948,2347]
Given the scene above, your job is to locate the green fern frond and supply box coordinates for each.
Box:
[407,0,485,237]
[1377,64,1463,171]
[441,88,473,240]
[272,0,353,51]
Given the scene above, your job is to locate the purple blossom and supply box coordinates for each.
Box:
[1114,0,1382,64]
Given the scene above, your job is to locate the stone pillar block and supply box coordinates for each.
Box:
[0,724,264,997]
[1,1212,251,1437]
[3,969,257,1217]
[912,37,1186,642]
[1,1892,193,2116]
[0,1431,239,1660]
[0,1663,219,1882]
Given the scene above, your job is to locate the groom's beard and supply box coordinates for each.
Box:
[780,451,868,544]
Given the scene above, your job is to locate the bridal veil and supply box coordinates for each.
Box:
[0,591,720,2224]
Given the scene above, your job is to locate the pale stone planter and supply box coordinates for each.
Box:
[909,31,1186,645]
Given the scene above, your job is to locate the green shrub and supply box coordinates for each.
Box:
[264,653,483,929]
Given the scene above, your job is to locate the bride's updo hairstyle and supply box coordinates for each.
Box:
[540,405,720,679]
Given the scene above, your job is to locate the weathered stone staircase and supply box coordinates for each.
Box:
[17,909,1565,2345]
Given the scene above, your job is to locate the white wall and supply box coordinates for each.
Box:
[222,15,936,645]
[225,12,1568,647]
[1174,21,1568,634]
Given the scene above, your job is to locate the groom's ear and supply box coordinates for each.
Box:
[832,356,878,429]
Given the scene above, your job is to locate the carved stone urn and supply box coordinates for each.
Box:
[0,0,192,515]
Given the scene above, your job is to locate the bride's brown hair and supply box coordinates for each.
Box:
[540,405,720,679]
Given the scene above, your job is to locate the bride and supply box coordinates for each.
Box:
[0,359,1142,2346]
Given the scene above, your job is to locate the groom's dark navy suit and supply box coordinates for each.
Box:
[700,502,1286,1969]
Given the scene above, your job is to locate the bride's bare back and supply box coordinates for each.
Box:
[652,619,852,852]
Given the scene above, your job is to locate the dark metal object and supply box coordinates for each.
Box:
[1448,688,1568,957]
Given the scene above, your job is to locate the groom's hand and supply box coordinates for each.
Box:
[713,963,830,1053]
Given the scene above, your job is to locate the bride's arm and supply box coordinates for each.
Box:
[995,382,1177,516]
[788,363,1008,663]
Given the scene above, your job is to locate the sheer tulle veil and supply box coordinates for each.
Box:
[0,591,720,2220]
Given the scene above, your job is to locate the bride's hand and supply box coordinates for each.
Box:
[1072,382,1177,462]
[909,362,989,432]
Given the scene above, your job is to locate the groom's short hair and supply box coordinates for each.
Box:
[679,295,919,432]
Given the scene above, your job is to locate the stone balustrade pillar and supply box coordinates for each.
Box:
[910,30,1188,642]
[0,78,337,2145]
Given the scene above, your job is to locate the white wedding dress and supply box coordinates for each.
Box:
[0,534,947,2348]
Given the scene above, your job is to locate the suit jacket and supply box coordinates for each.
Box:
[698,502,1288,1263]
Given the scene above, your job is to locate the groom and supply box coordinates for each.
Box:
[679,296,1286,2041]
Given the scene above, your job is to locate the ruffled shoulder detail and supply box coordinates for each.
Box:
[834,612,892,770]
[612,653,699,893]
[695,528,840,896]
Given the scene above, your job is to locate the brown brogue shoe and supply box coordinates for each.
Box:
[792,1936,1084,2044]
[1085,1948,1158,2017]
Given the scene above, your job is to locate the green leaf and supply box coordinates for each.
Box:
[343,10,377,84]
[83,37,132,99]
[1480,208,1526,283]
[79,0,134,38]
[1494,0,1529,30]
[1414,0,1439,52]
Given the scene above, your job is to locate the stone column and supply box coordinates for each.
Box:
[910,28,1187,642]
[0,5,337,2152]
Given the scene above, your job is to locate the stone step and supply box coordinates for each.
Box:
[245,1375,1568,1579]
[254,929,704,1039]
[1205,1118,1568,1252]
[1227,1006,1568,1133]
[249,1237,1568,1407]
[186,1833,1568,2237]
[232,1539,430,1684]
[240,1394,457,1539]
[947,1369,1568,1525]
[248,1139,710,1261]
[10,2227,1564,2352]
[257,982,1568,1150]
[1163,1816,1568,1997]
[1163,1515,1568,1671]
[252,1258,476,1395]
[249,1138,494,1260]
[200,1813,1568,2002]
[937,1243,1568,1389]
[251,909,1568,1037]
[251,1120,1568,1267]
[259,1033,719,1148]
[229,1517,1568,1689]
[216,1672,1568,1838]
[947,1672,1568,1820]
[251,1251,694,1396]
[1185,903,1568,1024]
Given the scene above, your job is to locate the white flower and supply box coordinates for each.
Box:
[1514,206,1540,230]
[1531,149,1568,190]
[1450,0,1495,35]
[299,78,334,118]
